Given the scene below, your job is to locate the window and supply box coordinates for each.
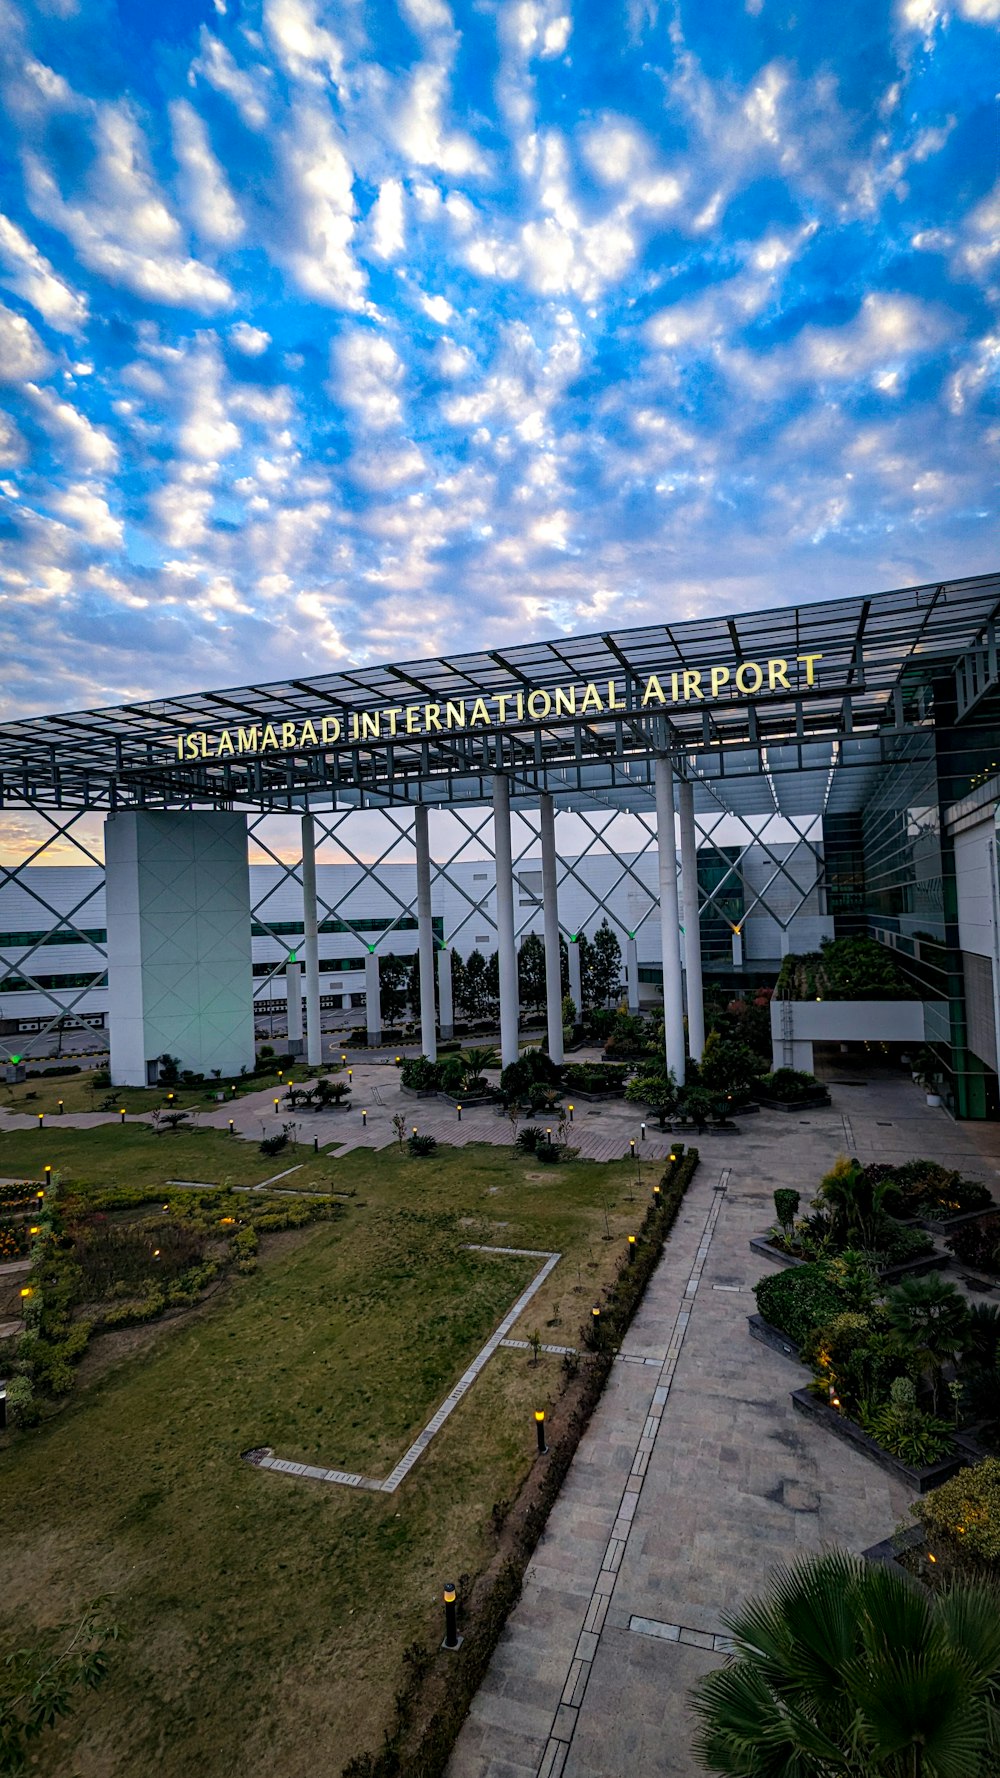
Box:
[472,872,488,881]
[518,870,543,905]
[0,928,107,948]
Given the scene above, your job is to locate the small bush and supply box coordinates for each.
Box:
[515,1125,546,1153]
[5,1376,39,1427]
[259,1130,290,1157]
[400,1056,442,1091]
[753,1262,845,1347]
[407,1133,438,1157]
[859,1377,953,1466]
[948,1213,1000,1276]
[773,1188,800,1235]
[913,1457,1000,1568]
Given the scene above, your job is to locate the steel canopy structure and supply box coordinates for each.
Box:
[2,570,999,821]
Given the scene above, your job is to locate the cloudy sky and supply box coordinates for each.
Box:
[0,0,997,725]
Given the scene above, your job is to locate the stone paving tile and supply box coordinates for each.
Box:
[446,1079,998,1778]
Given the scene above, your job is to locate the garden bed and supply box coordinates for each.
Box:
[749,1233,943,1283]
[790,1388,964,1492]
[861,1525,926,1569]
[917,1203,998,1235]
[747,1312,803,1362]
[437,1090,498,1108]
[755,1089,831,1112]
[564,1087,626,1103]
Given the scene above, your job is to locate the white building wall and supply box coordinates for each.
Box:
[955,818,997,958]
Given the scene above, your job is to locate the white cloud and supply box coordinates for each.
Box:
[279,104,367,308]
[49,482,123,546]
[370,179,405,261]
[178,349,242,460]
[399,0,455,32]
[334,327,405,429]
[191,28,269,130]
[150,482,213,548]
[230,322,271,355]
[436,337,473,378]
[397,65,489,175]
[26,384,118,469]
[169,100,244,246]
[420,293,454,324]
[24,103,233,312]
[0,214,88,332]
[958,0,1000,15]
[263,0,345,87]
[0,412,27,466]
[0,302,54,383]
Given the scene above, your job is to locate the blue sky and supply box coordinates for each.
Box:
[0,0,997,720]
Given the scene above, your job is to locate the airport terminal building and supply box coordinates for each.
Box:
[2,571,1000,1115]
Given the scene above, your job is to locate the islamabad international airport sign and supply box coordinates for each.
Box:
[174,652,825,761]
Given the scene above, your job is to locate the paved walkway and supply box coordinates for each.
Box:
[446,1078,1000,1778]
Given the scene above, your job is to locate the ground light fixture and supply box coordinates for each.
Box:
[442,1584,460,1650]
[273,1098,279,1112]
[640,1122,646,1141]
[653,1183,662,1209]
[630,1138,636,1158]
[361,1109,367,1127]
[120,1108,126,1124]
[36,1112,43,1130]
[628,1235,637,1262]
[228,1120,234,1135]
[568,1104,574,1121]
[58,1099,63,1114]
[456,1104,462,1121]
[535,1409,547,1455]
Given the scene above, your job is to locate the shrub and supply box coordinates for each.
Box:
[775,936,916,1001]
[535,1141,562,1165]
[5,1376,39,1427]
[948,1212,1000,1276]
[753,1262,845,1347]
[515,1125,547,1153]
[913,1457,1000,1568]
[407,1133,438,1157]
[698,1035,766,1102]
[802,1309,903,1415]
[760,1067,822,1100]
[561,1062,628,1093]
[773,1189,800,1237]
[259,1130,289,1157]
[400,1056,441,1091]
[438,1056,465,1094]
[859,1377,954,1466]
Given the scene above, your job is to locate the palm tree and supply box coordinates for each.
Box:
[884,1274,971,1413]
[691,1549,1000,1778]
[462,1046,499,1092]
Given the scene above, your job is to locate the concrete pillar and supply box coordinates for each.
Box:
[626,935,640,1013]
[493,774,520,1068]
[414,804,437,1061]
[364,950,381,1048]
[731,929,743,969]
[655,755,686,1085]
[286,960,303,1055]
[568,935,583,1028]
[105,810,254,1087]
[437,946,454,1041]
[300,813,322,1066]
[539,793,564,1065]
[677,778,705,1062]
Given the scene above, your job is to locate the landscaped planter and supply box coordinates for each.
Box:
[862,1525,926,1569]
[437,1090,498,1108]
[564,1087,626,1103]
[747,1313,803,1362]
[750,1233,944,1282]
[756,1089,831,1112]
[791,1388,964,1491]
[917,1204,998,1236]
[400,1083,438,1099]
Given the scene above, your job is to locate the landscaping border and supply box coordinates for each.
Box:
[340,1145,701,1778]
[749,1233,944,1283]
[747,1312,802,1362]
[790,1388,964,1492]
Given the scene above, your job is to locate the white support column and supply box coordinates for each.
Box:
[493,774,520,1068]
[300,813,322,1066]
[677,777,705,1063]
[731,929,743,968]
[626,935,640,1013]
[437,946,454,1040]
[286,960,303,1055]
[568,935,583,1028]
[539,793,564,1065]
[656,755,686,1085]
[414,803,437,1061]
[364,950,381,1048]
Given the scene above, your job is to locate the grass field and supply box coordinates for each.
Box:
[0,1131,657,1777]
[0,1061,331,1118]
[0,1121,361,1191]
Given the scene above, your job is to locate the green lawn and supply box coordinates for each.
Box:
[0,1062,333,1119]
[0,1123,346,1191]
[0,1136,654,1777]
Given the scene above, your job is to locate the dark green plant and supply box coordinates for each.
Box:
[773,1189,800,1239]
[913,1458,1000,1571]
[400,1055,441,1091]
[461,1046,499,1091]
[407,1133,437,1157]
[258,1128,290,1157]
[515,1124,545,1153]
[156,1052,181,1086]
[753,1262,846,1347]
[948,1214,1000,1277]
[698,1035,766,1103]
[884,1273,971,1412]
[690,1549,1000,1778]
[0,1599,119,1773]
[775,935,917,1001]
[760,1067,822,1100]
[859,1376,954,1466]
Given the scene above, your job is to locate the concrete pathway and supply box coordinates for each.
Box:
[446,1077,997,1778]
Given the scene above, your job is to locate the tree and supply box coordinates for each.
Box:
[404,954,420,1020]
[484,950,500,1018]
[518,933,547,1014]
[0,1600,119,1773]
[459,948,490,1021]
[884,1274,971,1413]
[691,1549,1000,1778]
[379,953,408,1026]
[589,919,623,1008]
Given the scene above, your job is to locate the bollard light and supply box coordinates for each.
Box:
[313,1136,319,1153]
[653,1183,662,1209]
[37,1112,43,1130]
[640,1122,646,1142]
[456,1104,462,1122]
[412,1126,418,1137]
[546,1126,552,1145]
[348,1067,353,1082]
[591,1306,601,1341]
[29,1225,40,1236]
[341,1053,347,1065]
[668,1151,676,1164]
[443,1583,459,1650]
[231,1083,237,1095]
[274,1098,280,1112]
[535,1409,547,1455]
[362,1109,368,1127]
[43,1165,51,1186]
[167,1092,174,1104]
[228,1119,234,1136]
[278,1070,283,1081]
[120,1108,126,1124]
[629,1138,636,1158]
[568,1103,574,1122]
[58,1099,64,1115]
[628,1234,637,1262]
